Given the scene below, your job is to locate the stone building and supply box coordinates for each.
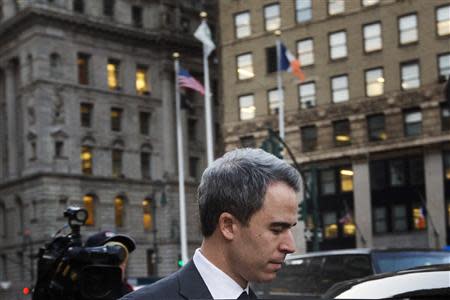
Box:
[219,0,450,252]
[0,0,217,298]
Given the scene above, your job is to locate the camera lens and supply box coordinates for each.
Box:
[76,209,88,223]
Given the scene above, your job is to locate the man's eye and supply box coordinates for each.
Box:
[271,227,283,234]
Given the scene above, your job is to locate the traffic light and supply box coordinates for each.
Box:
[23,287,31,296]
[298,200,308,221]
[177,254,184,268]
[260,129,283,159]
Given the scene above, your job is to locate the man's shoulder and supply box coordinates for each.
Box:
[120,272,180,300]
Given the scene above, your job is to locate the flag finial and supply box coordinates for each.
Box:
[275,30,281,36]
[173,52,180,59]
[200,11,207,19]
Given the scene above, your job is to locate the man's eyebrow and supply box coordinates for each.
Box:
[270,222,297,228]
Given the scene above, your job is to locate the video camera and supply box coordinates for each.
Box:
[32,207,132,300]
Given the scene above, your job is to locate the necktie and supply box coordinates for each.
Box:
[237,291,249,300]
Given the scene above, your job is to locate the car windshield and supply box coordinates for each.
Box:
[372,251,450,273]
[252,254,372,297]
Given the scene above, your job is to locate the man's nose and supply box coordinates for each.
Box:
[280,230,296,254]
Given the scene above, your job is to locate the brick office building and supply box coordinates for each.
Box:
[218,0,450,252]
[0,1,217,298]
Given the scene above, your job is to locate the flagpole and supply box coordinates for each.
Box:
[173,52,189,264]
[200,12,214,166]
[275,30,285,140]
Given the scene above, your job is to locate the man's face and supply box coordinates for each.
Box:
[229,181,298,284]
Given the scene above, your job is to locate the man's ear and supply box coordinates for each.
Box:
[218,212,236,241]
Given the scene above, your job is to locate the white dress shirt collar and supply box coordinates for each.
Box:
[193,248,249,299]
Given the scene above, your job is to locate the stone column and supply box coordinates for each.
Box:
[161,63,176,177]
[424,149,446,249]
[352,157,373,248]
[0,69,5,180]
[5,60,18,179]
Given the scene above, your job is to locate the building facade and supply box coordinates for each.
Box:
[0,0,217,299]
[219,0,450,252]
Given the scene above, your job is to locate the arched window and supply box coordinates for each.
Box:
[143,199,153,231]
[49,53,61,78]
[83,194,95,226]
[114,196,125,227]
[73,0,84,13]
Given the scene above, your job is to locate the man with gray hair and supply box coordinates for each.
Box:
[122,148,302,300]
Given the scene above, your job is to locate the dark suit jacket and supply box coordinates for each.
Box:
[119,260,257,300]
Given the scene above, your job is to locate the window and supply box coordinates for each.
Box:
[404,109,422,137]
[328,0,345,15]
[297,38,314,66]
[399,14,418,45]
[115,196,124,227]
[301,125,317,152]
[340,167,354,192]
[367,114,387,141]
[73,0,84,13]
[363,22,382,52]
[136,65,149,95]
[374,207,387,233]
[83,195,95,225]
[188,118,197,140]
[239,94,255,120]
[0,255,7,281]
[240,135,256,148]
[438,53,450,80]
[264,3,280,31]
[234,11,251,38]
[237,53,254,80]
[409,157,424,185]
[15,198,24,235]
[389,159,406,186]
[333,119,351,146]
[112,149,123,177]
[329,31,347,60]
[296,0,312,23]
[143,199,153,231]
[392,204,407,232]
[323,212,338,239]
[320,169,336,195]
[49,53,62,78]
[437,5,450,36]
[132,5,143,28]
[81,146,93,174]
[141,152,151,179]
[55,141,64,158]
[103,0,115,17]
[299,82,316,108]
[445,152,450,181]
[80,103,93,128]
[0,202,6,238]
[362,0,379,6]
[266,46,277,74]
[268,89,281,115]
[189,156,199,179]
[139,112,151,135]
[331,75,349,103]
[441,103,450,131]
[365,68,384,96]
[111,108,123,131]
[77,53,90,85]
[107,59,120,90]
[401,61,420,90]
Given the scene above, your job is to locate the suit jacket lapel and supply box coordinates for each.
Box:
[178,260,213,299]
[248,287,258,299]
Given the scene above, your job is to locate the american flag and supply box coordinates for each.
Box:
[178,68,205,95]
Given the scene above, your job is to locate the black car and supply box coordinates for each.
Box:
[252,248,450,299]
[322,264,450,299]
